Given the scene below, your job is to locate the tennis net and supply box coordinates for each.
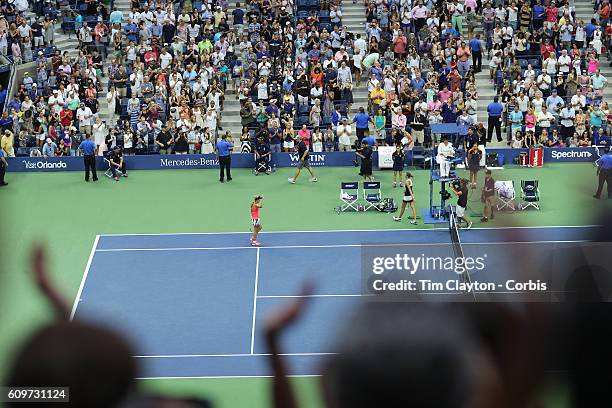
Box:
[449,206,476,300]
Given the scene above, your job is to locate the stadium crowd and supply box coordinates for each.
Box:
[0,0,611,161]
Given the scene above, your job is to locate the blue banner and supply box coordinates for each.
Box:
[544,148,600,162]
[6,148,599,173]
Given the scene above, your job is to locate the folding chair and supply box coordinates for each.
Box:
[363,181,383,211]
[494,180,516,211]
[103,155,113,178]
[337,182,360,212]
[519,180,540,210]
[411,146,428,168]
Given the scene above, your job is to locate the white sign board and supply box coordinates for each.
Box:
[377,146,396,169]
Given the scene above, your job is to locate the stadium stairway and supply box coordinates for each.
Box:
[221,1,245,144]
[342,0,370,116]
[574,0,612,102]
[222,1,370,144]
[23,8,79,60]
[96,0,132,125]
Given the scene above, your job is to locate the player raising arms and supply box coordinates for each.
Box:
[250,195,264,246]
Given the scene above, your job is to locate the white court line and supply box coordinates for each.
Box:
[70,235,100,321]
[250,248,260,355]
[94,239,588,253]
[134,352,336,358]
[137,374,321,380]
[98,224,600,237]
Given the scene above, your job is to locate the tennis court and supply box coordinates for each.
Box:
[71,225,595,379]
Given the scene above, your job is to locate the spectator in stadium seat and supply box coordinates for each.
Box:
[156,125,173,155]
[337,118,352,152]
[1,129,14,157]
[42,138,57,158]
[76,103,93,136]
[559,104,576,141]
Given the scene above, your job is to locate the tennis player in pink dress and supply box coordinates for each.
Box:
[250,195,264,246]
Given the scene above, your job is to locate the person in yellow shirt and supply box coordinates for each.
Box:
[1,130,15,157]
[369,83,386,114]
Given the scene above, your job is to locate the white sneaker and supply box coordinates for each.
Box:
[288,178,295,184]
[310,177,318,182]
[393,216,402,221]
[466,221,473,230]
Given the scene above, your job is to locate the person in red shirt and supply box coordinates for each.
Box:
[545,5,558,28]
[599,0,610,25]
[540,40,554,60]
[144,47,158,68]
[456,42,471,76]
[60,105,73,128]
[310,67,324,88]
[297,124,311,146]
[448,69,462,93]
[393,31,407,60]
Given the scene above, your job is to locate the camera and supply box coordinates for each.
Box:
[451,178,463,190]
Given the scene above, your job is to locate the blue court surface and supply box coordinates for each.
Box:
[71,226,596,379]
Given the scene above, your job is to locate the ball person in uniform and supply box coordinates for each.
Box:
[108,146,128,181]
[78,133,98,182]
[481,170,495,222]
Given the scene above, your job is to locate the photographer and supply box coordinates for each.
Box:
[450,178,472,229]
